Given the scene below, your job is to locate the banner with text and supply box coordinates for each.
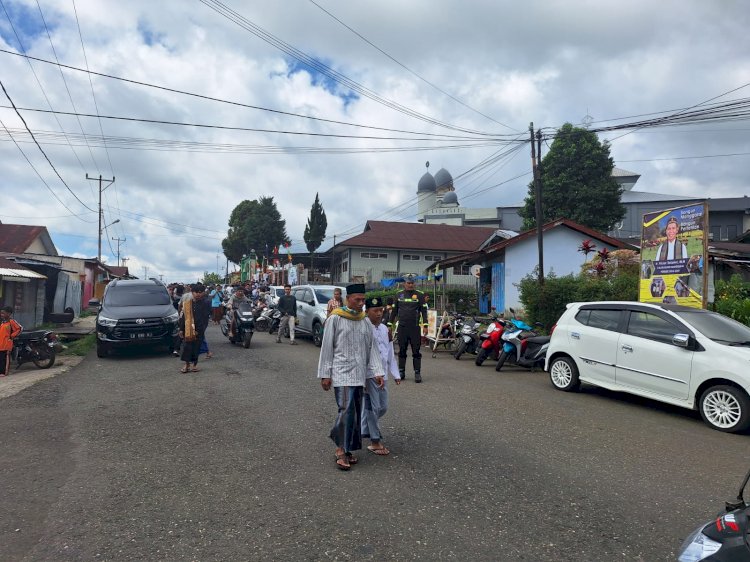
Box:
[639,203,708,309]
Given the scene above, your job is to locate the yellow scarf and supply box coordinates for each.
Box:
[329,306,365,321]
[183,299,196,341]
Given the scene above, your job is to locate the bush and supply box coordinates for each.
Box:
[714,275,750,326]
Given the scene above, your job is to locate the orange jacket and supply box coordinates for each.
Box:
[0,318,22,351]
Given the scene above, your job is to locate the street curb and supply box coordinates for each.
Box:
[0,355,85,400]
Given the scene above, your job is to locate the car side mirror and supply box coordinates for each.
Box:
[309,300,315,307]
[88,298,101,309]
[672,333,690,348]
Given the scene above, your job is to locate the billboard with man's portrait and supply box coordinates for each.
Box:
[639,203,708,309]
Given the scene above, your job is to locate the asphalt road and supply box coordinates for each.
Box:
[2,325,750,561]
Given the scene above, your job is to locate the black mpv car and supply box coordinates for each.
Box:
[91,279,179,357]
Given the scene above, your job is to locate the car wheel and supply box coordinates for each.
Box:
[699,385,750,433]
[96,341,108,358]
[454,340,466,360]
[312,322,323,347]
[548,356,580,392]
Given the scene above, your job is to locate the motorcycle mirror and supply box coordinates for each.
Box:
[509,307,515,314]
[726,467,750,511]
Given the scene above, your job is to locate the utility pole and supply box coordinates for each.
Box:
[86,174,115,265]
[330,235,336,282]
[143,266,148,280]
[112,236,126,267]
[530,123,544,285]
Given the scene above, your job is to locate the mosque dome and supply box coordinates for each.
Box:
[442,191,458,205]
[434,168,454,191]
[417,171,437,193]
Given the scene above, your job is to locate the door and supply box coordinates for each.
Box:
[568,308,622,387]
[616,310,693,400]
[294,287,313,333]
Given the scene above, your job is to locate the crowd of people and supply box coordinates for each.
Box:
[168,274,429,473]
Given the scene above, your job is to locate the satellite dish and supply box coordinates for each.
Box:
[470,265,481,278]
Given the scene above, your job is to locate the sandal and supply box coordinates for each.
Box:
[180,366,189,374]
[367,445,390,456]
[335,453,351,471]
[191,366,201,372]
[345,453,358,465]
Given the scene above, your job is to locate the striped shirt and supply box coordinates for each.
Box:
[317,314,383,387]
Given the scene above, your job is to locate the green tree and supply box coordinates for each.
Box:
[222,197,289,264]
[520,123,625,232]
[303,192,327,279]
[201,271,222,285]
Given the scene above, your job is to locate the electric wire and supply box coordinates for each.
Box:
[0,49,520,140]
[198,0,503,136]
[0,80,96,212]
[307,0,518,133]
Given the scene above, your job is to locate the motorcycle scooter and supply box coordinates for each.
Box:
[678,466,750,561]
[13,329,60,369]
[220,301,255,348]
[453,316,481,360]
[494,308,550,372]
[475,316,505,366]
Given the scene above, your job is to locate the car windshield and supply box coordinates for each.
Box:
[672,309,750,345]
[105,287,170,307]
[314,288,342,304]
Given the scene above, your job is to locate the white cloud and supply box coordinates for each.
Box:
[1,0,749,282]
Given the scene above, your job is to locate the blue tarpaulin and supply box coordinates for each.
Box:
[380,273,443,288]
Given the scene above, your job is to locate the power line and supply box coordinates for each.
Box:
[0,48,517,139]
[0,80,96,212]
[198,0,502,136]
[307,0,518,133]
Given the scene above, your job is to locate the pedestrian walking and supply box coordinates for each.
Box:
[318,284,384,470]
[326,287,343,317]
[0,306,22,377]
[210,284,224,325]
[276,284,297,345]
[391,274,428,383]
[362,296,400,456]
[178,283,212,373]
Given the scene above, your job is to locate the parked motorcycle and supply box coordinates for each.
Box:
[453,316,481,360]
[258,305,283,335]
[13,329,59,369]
[475,315,506,366]
[220,301,255,348]
[494,308,550,372]
[677,466,750,561]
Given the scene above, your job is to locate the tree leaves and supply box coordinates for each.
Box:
[222,196,289,264]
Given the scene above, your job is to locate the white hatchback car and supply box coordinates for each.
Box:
[546,301,750,433]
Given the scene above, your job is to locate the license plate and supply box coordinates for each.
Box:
[130,332,152,339]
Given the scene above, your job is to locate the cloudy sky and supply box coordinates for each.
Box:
[1,0,748,282]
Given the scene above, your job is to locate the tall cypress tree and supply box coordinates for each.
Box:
[303,193,328,280]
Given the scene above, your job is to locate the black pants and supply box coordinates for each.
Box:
[397,324,422,374]
[0,350,9,375]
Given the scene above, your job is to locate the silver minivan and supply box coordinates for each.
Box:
[289,285,346,346]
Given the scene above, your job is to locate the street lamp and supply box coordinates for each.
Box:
[99,219,120,264]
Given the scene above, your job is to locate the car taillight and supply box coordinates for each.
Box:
[550,324,557,335]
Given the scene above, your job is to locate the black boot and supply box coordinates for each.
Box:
[398,356,407,380]
[399,370,406,381]
[414,371,422,383]
[413,356,422,383]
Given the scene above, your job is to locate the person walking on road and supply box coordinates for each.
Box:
[326,287,343,317]
[391,274,428,383]
[0,306,22,377]
[362,296,400,456]
[178,283,212,373]
[318,283,384,470]
[276,284,297,345]
[209,284,224,325]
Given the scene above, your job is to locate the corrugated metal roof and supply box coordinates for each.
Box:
[0,268,46,279]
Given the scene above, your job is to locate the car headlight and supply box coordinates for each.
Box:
[677,525,722,562]
[97,315,118,327]
[163,311,179,324]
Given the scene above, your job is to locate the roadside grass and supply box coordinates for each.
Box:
[61,334,96,356]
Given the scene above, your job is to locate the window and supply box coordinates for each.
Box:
[626,311,681,344]
[342,262,348,272]
[581,309,621,331]
[453,264,471,276]
[360,252,387,259]
[402,254,420,261]
[574,310,590,325]
[424,255,441,262]
[710,226,721,241]
[382,270,398,279]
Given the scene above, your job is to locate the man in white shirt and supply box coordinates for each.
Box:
[655,217,688,261]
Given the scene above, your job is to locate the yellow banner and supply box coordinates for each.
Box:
[638,203,708,309]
